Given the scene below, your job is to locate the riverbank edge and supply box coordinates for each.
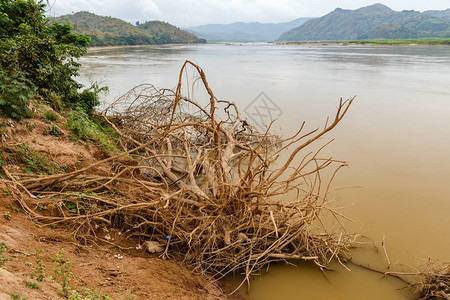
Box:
[275,38,450,46]
[87,43,208,52]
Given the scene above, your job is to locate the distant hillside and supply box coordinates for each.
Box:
[187,18,311,42]
[423,9,450,20]
[137,21,205,44]
[53,11,205,47]
[278,4,450,41]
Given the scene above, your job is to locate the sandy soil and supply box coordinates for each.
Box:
[0,113,228,299]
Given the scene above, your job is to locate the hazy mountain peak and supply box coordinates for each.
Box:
[278,4,450,41]
[363,3,393,11]
[187,17,312,42]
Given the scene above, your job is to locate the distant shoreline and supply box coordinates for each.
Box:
[275,38,450,46]
[86,40,450,52]
[87,43,205,52]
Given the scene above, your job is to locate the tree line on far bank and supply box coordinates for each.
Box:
[52,11,206,47]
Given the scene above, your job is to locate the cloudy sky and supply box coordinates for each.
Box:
[47,0,450,27]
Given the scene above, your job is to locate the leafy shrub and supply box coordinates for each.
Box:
[49,125,61,137]
[72,83,108,115]
[53,249,72,297]
[0,0,90,119]
[67,108,119,152]
[12,144,60,174]
[44,110,58,122]
[24,280,41,290]
[70,288,112,300]
[0,69,35,119]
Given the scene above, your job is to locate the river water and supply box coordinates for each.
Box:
[79,43,450,299]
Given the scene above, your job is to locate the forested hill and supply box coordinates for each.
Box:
[278,3,450,41]
[423,8,450,20]
[53,11,205,46]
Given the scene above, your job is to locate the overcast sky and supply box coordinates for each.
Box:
[47,0,450,27]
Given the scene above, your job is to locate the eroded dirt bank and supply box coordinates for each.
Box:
[0,115,226,299]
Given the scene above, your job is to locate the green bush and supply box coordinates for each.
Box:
[44,110,58,122]
[72,83,108,115]
[0,69,35,119]
[67,108,119,153]
[13,144,60,174]
[0,0,90,119]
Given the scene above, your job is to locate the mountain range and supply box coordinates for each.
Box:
[278,4,450,41]
[52,5,450,46]
[186,18,311,42]
[53,11,205,47]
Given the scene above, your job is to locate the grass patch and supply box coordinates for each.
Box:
[9,293,22,300]
[66,109,120,153]
[44,110,58,122]
[0,242,10,266]
[53,249,72,297]
[23,280,41,290]
[11,144,60,174]
[49,126,61,137]
[70,288,112,300]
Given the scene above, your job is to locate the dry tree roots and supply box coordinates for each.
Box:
[416,263,450,299]
[386,261,450,299]
[5,61,358,285]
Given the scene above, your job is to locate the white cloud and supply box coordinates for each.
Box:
[49,0,450,27]
[151,0,307,26]
[50,0,163,24]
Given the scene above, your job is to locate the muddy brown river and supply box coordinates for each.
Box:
[79,43,450,299]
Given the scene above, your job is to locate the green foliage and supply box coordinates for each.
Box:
[53,249,72,297]
[72,83,108,114]
[0,69,35,119]
[423,9,450,20]
[65,202,85,214]
[13,144,60,174]
[49,125,61,137]
[67,108,119,153]
[0,0,90,119]
[25,121,35,131]
[44,110,58,122]
[23,280,41,290]
[47,91,63,111]
[9,293,21,300]
[278,4,450,41]
[138,21,204,44]
[33,249,45,282]
[70,288,112,300]
[0,242,10,265]
[4,211,11,220]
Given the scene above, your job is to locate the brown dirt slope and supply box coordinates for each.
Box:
[0,113,225,300]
